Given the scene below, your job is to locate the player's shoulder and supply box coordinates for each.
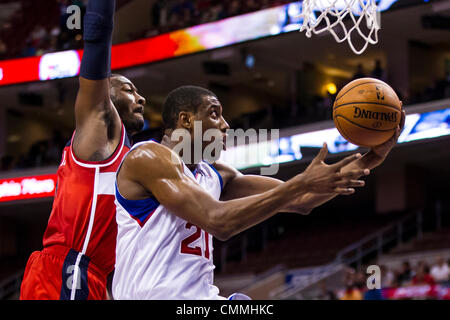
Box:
[125,141,183,172]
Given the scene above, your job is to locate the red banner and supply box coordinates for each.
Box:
[0,174,57,202]
[382,285,450,300]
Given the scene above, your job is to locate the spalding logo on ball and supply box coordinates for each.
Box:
[333,78,402,147]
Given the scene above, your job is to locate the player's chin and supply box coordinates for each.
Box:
[135,117,145,131]
[125,116,145,135]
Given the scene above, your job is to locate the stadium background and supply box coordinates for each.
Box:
[0,0,449,300]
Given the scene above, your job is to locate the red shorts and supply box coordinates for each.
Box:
[20,245,107,300]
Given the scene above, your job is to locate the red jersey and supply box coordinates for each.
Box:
[42,125,131,276]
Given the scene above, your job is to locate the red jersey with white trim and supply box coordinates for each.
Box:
[42,125,131,276]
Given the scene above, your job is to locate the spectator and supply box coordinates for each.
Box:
[21,38,37,57]
[380,265,395,288]
[243,0,259,13]
[0,39,7,59]
[340,268,363,300]
[352,63,366,80]
[316,281,337,300]
[397,261,413,286]
[371,59,386,81]
[261,0,272,9]
[227,0,242,18]
[30,25,48,48]
[58,0,71,30]
[412,264,435,286]
[430,256,450,283]
[209,2,227,22]
[0,155,15,171]
[45,130,66,165]
[340,285,363,300]
[353,270,366,290]
[151,1,165,28]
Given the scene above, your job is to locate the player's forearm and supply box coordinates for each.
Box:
[79,0,116,80]
[221,175,313,214]
[284,154,378,214]
[283,192,336,214]
[212,177,307,240]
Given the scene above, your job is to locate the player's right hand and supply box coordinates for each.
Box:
[299,143,370,195]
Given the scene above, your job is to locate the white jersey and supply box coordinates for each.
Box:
[112,141,224,300]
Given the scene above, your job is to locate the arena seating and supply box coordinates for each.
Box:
[215,212,405,275]
[389,226,450,255]
[0,1,59,59]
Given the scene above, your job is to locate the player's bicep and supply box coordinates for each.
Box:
[130,145,220,233]
[152,174,219,231]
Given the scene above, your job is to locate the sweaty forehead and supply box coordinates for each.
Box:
[201,95,221,110]
[112,76,134,88]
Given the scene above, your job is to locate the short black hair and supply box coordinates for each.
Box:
[162,85,217,130]
[110,73,126,88]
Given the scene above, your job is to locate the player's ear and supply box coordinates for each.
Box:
[179,111,194,130]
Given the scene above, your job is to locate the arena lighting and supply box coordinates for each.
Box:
[0,174,57,203]
[221,107,450,170]
[38,50,81,81]
[0,0,397,87]
[325,83,337,95]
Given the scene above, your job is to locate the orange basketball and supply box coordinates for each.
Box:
[333,77,402,147]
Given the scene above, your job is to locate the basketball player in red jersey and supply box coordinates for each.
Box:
[20,0,146,300]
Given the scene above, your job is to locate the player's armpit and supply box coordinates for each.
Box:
[75,77,113,124]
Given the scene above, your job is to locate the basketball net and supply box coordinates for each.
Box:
[299,0,381,55]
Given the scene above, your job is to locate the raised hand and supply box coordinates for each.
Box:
[299,143,370,195]
[369,106,406,164]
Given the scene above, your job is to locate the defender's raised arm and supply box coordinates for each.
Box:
[73,0,121,162]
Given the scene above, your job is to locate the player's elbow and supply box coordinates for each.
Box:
[213,229,233,242]
[207,208,234,241]
[298,207,313,215]
[209,221,233,242]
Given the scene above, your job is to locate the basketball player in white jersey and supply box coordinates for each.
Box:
[112,86,405,300]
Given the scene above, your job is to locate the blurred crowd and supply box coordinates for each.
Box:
[0,131,68,172]
[21,0,86,59]
[136,0,293,40]
[322,256,450,300]
[0,0,293,60]
[0,1,86,60]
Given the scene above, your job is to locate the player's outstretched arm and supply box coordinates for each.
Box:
[73,0,121,161]
[218,143,369,214]
[118,143,366,241]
